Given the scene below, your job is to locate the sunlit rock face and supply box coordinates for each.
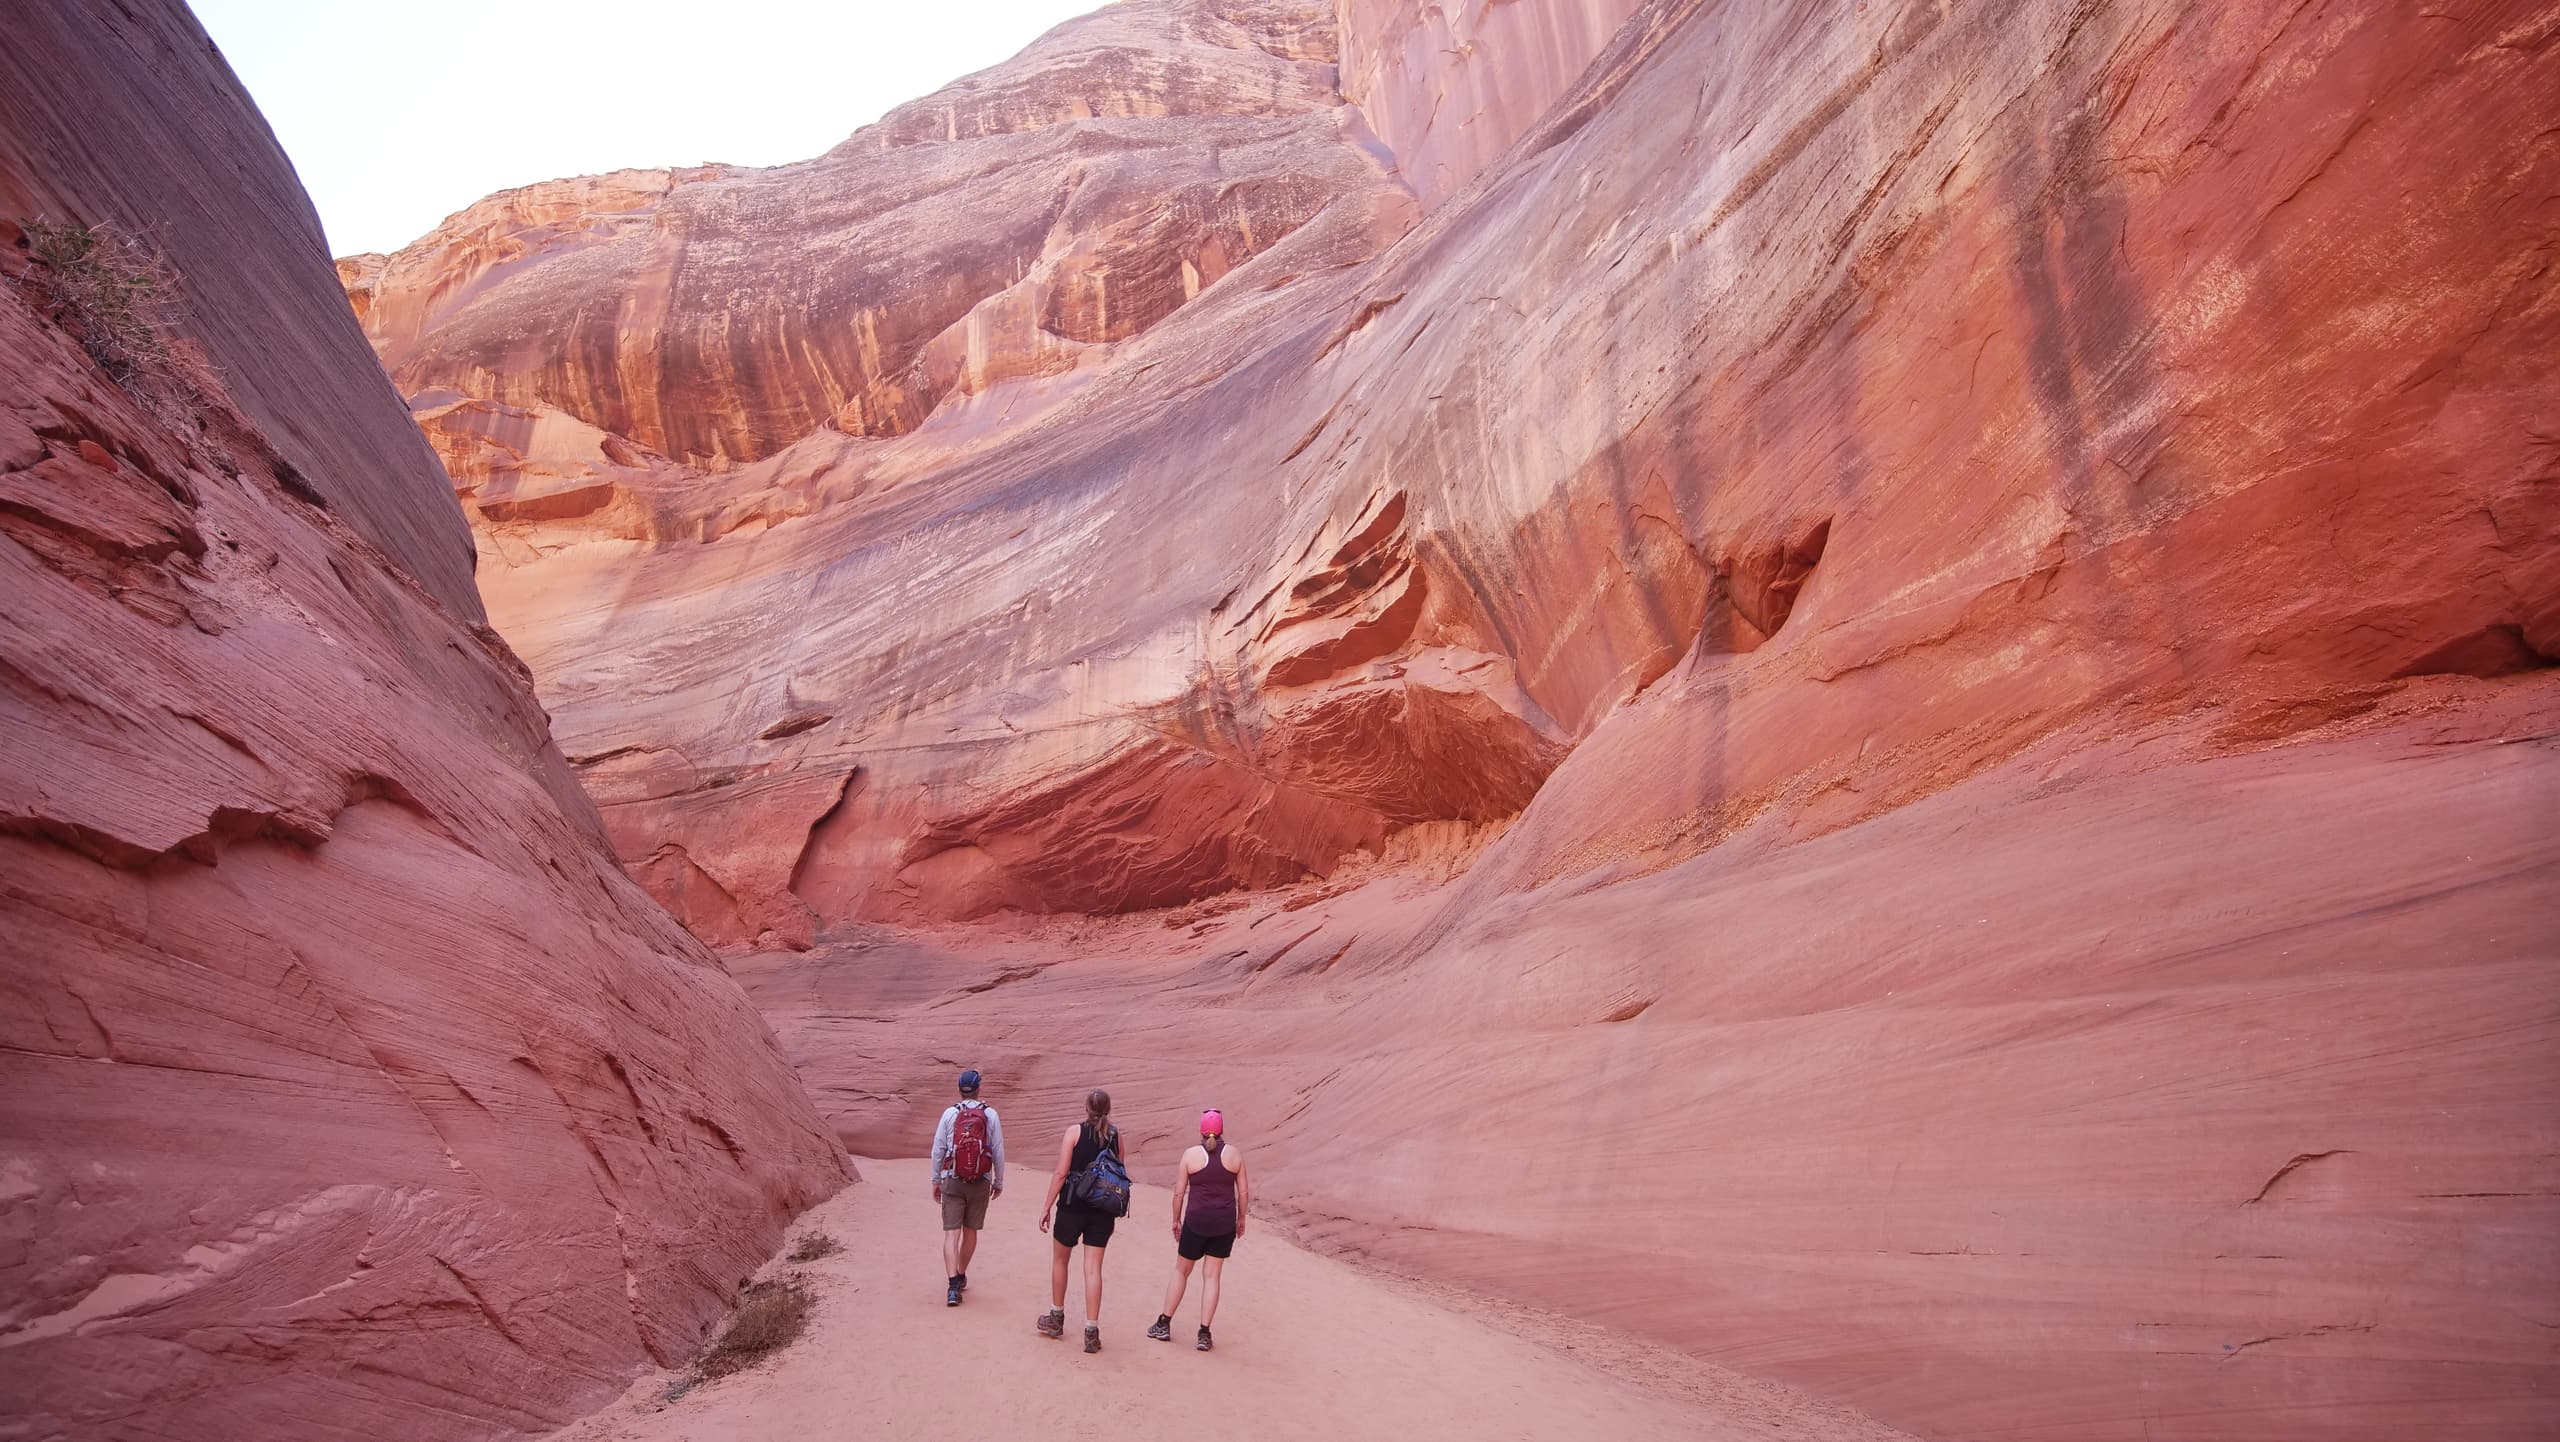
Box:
[350,0,1447,944]
[356,0,2555,1438]
[349,1,1393,469]
[371,0,2557,950]
[1332,0,1648,208]
[0,6,849,1441]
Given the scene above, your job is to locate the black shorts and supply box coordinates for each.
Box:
[1053,1201,1116,1249]
[1177,1227,1235,1260]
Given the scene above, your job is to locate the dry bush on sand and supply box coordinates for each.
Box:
[691,1275,816,1383]
[786,1232,842,1263]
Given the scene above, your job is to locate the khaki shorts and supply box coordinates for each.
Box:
[939,1176,992,1231]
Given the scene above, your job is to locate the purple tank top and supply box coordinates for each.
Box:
[1183,1140,1238,1235]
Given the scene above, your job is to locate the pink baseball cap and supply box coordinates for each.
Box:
[1200,1109,1224,1134]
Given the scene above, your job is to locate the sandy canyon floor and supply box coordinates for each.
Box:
[551,1164,1919,1442]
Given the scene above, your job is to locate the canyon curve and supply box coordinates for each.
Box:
[340,0,2560,1436]
[350,0,2560,1436]
[0,0,2548,1440]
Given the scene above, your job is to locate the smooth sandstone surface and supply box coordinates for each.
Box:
[743,686,2560,1442]
[0,0,480,614]
[1333,0,1648,208]
[369,0,2560,950]
[0,4,849,1440]
[348,0,2559,1439]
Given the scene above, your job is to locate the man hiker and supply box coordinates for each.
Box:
[930,1068,1005,1306]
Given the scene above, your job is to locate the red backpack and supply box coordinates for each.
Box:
[950,1101,992,1181]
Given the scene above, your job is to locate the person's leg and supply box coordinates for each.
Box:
[941,1206,966,1306]
[961,1180,991,1275]
[1037,1234,1070,1338]
[1200,1255,1224,1326]
[1081,1243,1106,1324]
[940,1183,961,1278]
[1150,1240,1191,1341]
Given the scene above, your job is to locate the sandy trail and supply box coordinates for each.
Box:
[551,1159,1917,1442]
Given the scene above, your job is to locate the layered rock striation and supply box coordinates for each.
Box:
[352,0,2557,1439]
[0,5,848,1440]
[1333,0,1649,208]
[349,1,1396,468]
[366,0,2559,945]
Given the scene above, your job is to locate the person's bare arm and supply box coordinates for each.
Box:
[928,1106,953,1202]
[1037,1122,1076,1231]
[988,1108,1006,1196]
[1170,1146,1195,1235]
[1232,1148,1249,1237]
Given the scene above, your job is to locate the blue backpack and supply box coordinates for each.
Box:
[1070,1126,1132,1217]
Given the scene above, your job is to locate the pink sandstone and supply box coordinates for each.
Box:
[0,5,848,1441]
[354,0,2560,1435]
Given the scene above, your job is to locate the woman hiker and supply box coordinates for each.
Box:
[1147,1108,1246,1351]
[1036,1088,1129,1352]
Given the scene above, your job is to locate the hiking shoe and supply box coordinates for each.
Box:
[1196,1325,1213,1352]
[1036,1308,1065,1339]
[955,1272,968,1293]
[1083,1323,1102,1354]
[1146,1315,1173,1341]
[946,1280,962,1307]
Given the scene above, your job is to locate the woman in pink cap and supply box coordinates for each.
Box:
[1146,1108,1247,1350]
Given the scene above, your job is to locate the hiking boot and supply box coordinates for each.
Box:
[1146,1315,1173,1342]
[1036,1308,1065,1339]
[1196,1325,1213,1352]
[955,1272,967,1293]
[1083,1323,1102,1354]
[946,1279,962,1307]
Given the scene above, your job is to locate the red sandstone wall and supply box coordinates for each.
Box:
[755,682,2560,1442]
[0,6,849,1440]
[347,0,1398,469]
[0,0,481,614]
[1332,0,1647,207]
[374,0,2556,955]
[344,0,2558,1436]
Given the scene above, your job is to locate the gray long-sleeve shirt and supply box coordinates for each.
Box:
[929,1101,1005,1187]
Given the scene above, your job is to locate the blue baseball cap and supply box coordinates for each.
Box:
[958,1069,982,1092]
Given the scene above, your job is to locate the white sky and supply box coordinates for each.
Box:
[191,0,1106,257]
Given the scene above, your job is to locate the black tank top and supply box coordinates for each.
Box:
[1183,1139,1238,1235]
[1069,1119,1116,1177]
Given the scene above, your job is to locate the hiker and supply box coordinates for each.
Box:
[929,1068,1004,1307]
[1147,1109,1247,1351]
[1036,1088,1132,1353]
